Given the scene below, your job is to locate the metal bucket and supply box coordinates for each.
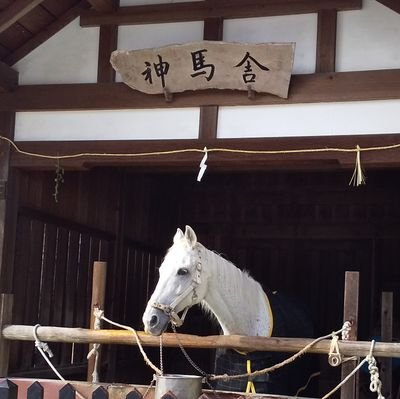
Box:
[154,374,203,399]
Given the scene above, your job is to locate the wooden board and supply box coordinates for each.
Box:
[111,41,294,98]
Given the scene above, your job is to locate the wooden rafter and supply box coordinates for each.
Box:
[0,63,18,92]
[3,1,90,66]
[80,0,361,27]
[376,0,400,14]
[87,0,115,13]
[1,69,399,112]
[0,0,45,34]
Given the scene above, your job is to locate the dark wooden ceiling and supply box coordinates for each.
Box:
[0,0,399,67]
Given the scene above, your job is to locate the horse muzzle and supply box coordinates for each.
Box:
[144,307,170,336]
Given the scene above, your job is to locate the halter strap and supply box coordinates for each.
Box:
[151,248,203,327]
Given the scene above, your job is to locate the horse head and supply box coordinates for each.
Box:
[142,225,209,335]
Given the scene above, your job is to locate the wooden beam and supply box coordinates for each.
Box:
[0,63,18,92]
[1,69,400,111]
[316,10,337,73]
[3,324,400,357]
[80,0,362,27]
[199,17,223,140]
[0,0,45,34]
[376,0,400,14]
[3,1,90,66]
[87,0,114,13]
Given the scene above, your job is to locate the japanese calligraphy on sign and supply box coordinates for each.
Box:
[110,41,295,98]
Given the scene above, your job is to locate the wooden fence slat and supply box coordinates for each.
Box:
[126,389,143,399]
[27,381,44,399]
[59,383,75,399]
[0,379,17,399]
[160,392,177,399]
[92,386,108,399]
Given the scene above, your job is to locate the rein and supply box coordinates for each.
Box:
[151,247,203,327]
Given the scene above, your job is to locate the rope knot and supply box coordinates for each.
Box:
[341,321,352,341]
[328,333,342,367]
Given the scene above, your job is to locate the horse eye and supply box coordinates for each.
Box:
[177,268,189,276]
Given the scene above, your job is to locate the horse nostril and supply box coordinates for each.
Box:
[149,315,159,327]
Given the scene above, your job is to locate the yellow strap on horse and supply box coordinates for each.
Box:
[245,359,256,394]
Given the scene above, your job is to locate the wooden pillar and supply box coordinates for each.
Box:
[87,261,107,382]
[340,271,359,399]
[0,293,13,377]
[96,0,119,83]
[380,291,393,398]
[316,9,337,73]
[198,16,223,141]
[0,112,16,294]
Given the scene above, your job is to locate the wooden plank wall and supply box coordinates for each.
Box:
[5,168,400,394]
[7,169,164,380]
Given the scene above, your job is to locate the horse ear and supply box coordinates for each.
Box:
[184,225,197,247]
[173,228,184,244]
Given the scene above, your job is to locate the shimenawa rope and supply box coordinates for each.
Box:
[3,135,400,186]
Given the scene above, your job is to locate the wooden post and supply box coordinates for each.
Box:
[0,293,13,377]
[340,271,359,399]
[380,291,393,398]
[87,261,107,382]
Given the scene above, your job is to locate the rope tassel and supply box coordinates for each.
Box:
[349,145,366,186]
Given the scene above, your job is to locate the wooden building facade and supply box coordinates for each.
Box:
[0,0,399,397]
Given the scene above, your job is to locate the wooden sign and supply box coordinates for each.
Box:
[110,41,295,98]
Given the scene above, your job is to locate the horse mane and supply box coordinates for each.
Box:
[199,244,264,324]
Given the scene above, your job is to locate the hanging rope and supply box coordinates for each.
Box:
[3,134,400,160]
[349,145,366,186]
[99,313,162,375]
[33,324,87,399]
[86,307,103,383]
[209,324,349,382]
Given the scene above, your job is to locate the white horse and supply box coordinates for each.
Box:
[142,226,314,394]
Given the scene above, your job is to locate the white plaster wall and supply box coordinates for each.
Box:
[337,0,400,71]
[223,15,317,75]
[14,19,99,85]
[218,100,400,138]
[15,109,200,141]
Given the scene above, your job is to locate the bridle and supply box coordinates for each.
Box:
[151,248,203,327]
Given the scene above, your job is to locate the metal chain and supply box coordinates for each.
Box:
[170,324,225,399]
[159,334,164,375]
[171,323,209,378]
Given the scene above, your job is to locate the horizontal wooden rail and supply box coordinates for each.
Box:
[80,0,361,27]
[1,69,400,112]
[2,325,400,358]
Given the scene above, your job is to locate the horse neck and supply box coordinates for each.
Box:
[200,246,272,337]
